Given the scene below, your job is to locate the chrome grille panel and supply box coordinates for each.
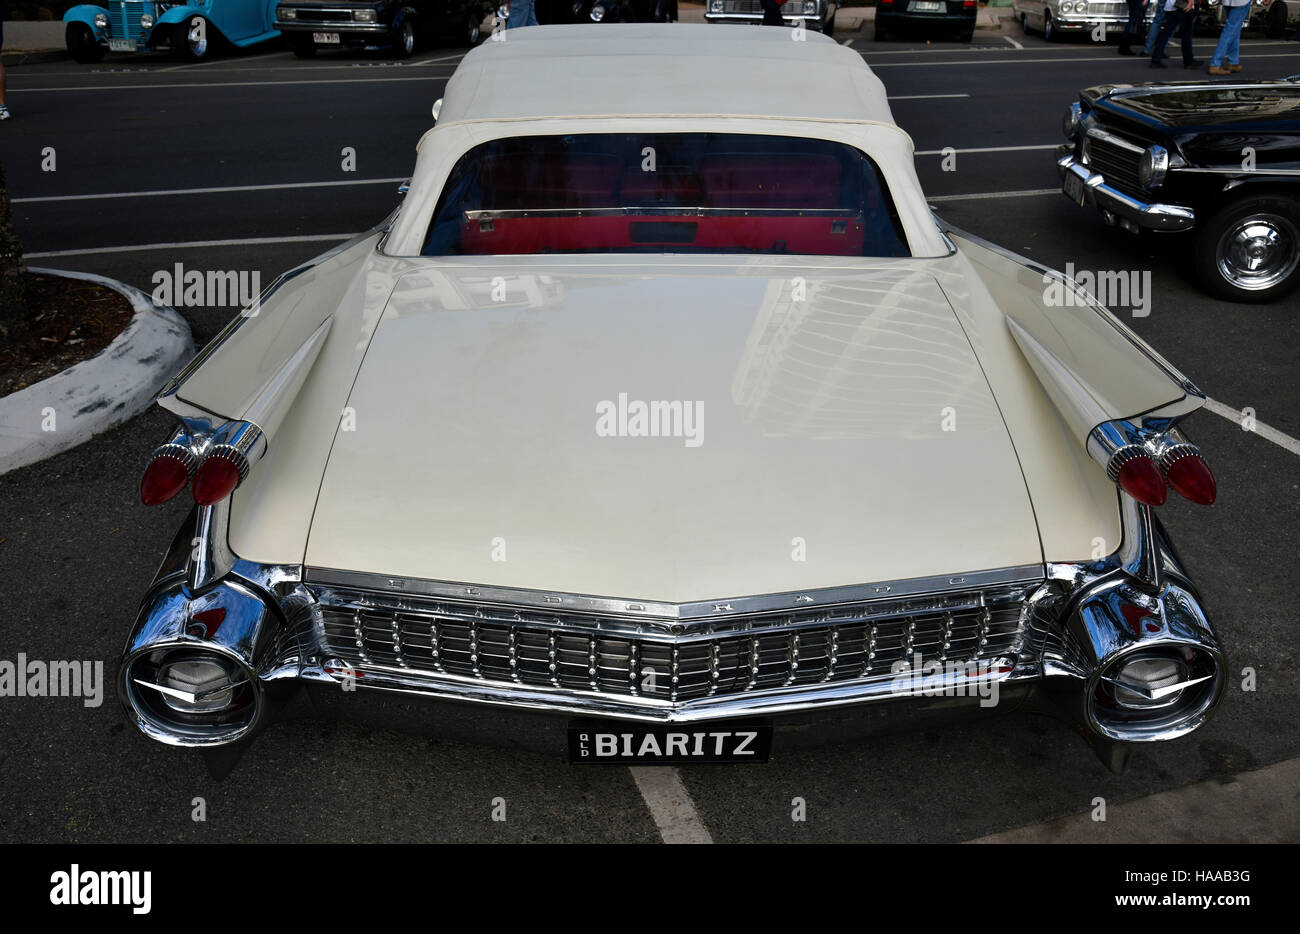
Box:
[311,582,1034,707]
[716,0,804,14]
[1085,135,1144,199]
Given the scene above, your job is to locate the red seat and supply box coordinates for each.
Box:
[699,154,842,209]
[477,153,621,209]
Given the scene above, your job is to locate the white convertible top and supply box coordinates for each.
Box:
[436,23,896,126]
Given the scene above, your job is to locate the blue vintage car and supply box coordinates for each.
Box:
[64,0,281,62]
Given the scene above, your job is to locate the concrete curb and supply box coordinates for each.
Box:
[0,268,193,476]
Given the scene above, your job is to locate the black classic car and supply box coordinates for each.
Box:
[1058,80,1300,303]
[875,0,977,42]
[572,0,677,22]
[275,0,493,56]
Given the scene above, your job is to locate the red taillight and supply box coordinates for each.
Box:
[139,443,196,505]
[963,0,976,6]
[1162,447,1217,505]
[1107,447,1167,506]
[192,455,243,506]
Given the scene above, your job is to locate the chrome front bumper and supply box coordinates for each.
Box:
[1057,152,1195,233]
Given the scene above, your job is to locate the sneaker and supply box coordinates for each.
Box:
[1208,65,1232,75]
[1227,63,1242,72]
[0,106,10,121]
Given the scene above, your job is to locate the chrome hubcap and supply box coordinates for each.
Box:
[188,20,207,56]
[1217,214,1300,291]
[403,23,414,52]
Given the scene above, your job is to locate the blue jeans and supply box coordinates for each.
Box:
[507,0,539,28]
[1143,3,1165,54]
[1210,3,1250,66]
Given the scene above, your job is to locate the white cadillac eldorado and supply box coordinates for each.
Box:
[124,24,1224,776]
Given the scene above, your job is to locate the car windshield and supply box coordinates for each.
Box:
[423,133,911,258]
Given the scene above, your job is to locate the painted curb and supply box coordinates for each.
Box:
[0,268,193,475]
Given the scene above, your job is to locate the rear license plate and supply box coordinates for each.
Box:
[108,39,135,52]
[568,721,772,764]
[914,1,944,10]
[313,32,341,44]
[1063,170,1086,206]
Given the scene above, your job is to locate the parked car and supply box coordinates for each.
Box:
[63,0,281,62]
[571,0,677,22]
[705,0,838,33]
[1197,0,1298,37]
[1058,79,1300,302]
[275,0,493,57]
[875,0,977,42]
[123,24,1225,776]
[1012,0,1154,42]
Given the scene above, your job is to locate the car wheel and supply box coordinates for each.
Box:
[1020,11,1030,34]
[467,12,483,45]
[1265,1,1287,38]
[173,15,211,61]
[65,23,106,63]
[1195,195,1300,303]
[958,29,973,41]
[1043,12,1059,41]
[874,25,887,40]
[823,11,836,34]
[290,37,317,58]
[392,17,416,58]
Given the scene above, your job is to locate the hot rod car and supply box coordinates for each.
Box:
[123,25,1224,776]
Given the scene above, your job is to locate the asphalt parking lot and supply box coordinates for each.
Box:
[1,23,1299,844]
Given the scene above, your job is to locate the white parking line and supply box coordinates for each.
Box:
[915,144,1058,155]
[1004,36,1025,50]
[869,51,1300,66]
[628,767,713,844]
[928,188,1058,201]
[9,75,451,93]
[13,177,406,204]
[890,93,971,100]
[1204,398,1300,458]
[24,233,360,258]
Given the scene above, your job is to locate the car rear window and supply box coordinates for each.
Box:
[422,133,911,258]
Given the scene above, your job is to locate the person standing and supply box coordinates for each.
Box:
[1143,0,1167,56]
[1150,0,1200,69]
[760,0,785,25]
[1118,0,1148,55]
[1208,0,1251,74]
[506,0,540,28]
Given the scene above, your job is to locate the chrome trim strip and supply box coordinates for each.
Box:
[305,563,1045,622]
[463,207,858,221]
[1057,155,1196,233]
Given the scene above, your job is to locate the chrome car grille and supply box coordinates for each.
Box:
[716,0,804,13]
[1085,135,1143,199]
[111,1,151,41]
[311,583,1033,705]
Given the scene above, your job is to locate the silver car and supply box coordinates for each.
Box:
[1014,0,1155,41]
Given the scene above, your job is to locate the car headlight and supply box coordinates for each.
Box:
[1059,0,1072,11]
[1138,144,1169,189]
[94,12,109,27]
[1062,102,1083,140]
[278,7,296,19]
[354,8,377,22]
[803,0,817,12]
[498,3,509,18]
[709,0,724,10]
[590,3,605,19]
[140,13,154,28]
[1075,0,1088,12]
